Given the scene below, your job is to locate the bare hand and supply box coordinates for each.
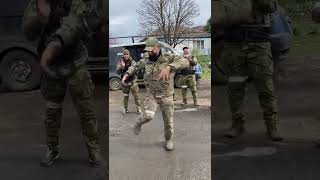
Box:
[122,74,129,84]
[120,59,125,67]
[157,66,171,81]
[38,0,50,17]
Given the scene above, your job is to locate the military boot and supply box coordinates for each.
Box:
[136,106,142,114]
[121,106,128,114]
[225,126,245,138]
[264,113,283,141]
[181,98,187,105]
[193,97,199,106]
[40,147,60,166]
[266,124,283,141]
[164,127,174,151]
[88,149,104,167]
[164,140,174,151]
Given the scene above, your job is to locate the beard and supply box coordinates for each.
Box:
[148,52,158,61]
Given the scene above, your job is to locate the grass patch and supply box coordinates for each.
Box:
[289,21,320,58]
[192,49,211,80]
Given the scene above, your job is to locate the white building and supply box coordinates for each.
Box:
[140,26,211,55]
[174,32,211,55]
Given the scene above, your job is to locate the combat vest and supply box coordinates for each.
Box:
[39,0,94,78]
[240,0,277,28]
[213,0,277,29]
[180,56,196,75]
[118,57,137,83]
[38,0,72,53]
[224,0,277,42]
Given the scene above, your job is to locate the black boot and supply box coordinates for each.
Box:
[265,113,283,141]
[88,149,104,167]
[266,125,283,141]
[225,125,245,138]
[40,147,59,167]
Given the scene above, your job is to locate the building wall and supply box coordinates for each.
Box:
[175,37,211,55]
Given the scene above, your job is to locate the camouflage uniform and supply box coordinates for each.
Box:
[23,0,103,165]
[125,37,189,150]
[116,50,141,113]
[181,55,199,106]
[214,0,282,140]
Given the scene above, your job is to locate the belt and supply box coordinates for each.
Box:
[180,69,195,75]
[224,28,271,42]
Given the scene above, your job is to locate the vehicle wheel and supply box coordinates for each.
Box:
[109,77,122,90]
[174,74,184,88]
[0,50,40,91]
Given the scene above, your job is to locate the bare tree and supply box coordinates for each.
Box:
[137,0,200,47]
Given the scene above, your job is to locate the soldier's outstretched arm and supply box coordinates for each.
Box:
[22,0,48,41]
[167,55,189,72]
[125,59,145,77]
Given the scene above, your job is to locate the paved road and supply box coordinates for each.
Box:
[213,58,320,180]
[109,80,211,180]
[0,78,107,180]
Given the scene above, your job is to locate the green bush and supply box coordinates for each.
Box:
[191,49,211,79]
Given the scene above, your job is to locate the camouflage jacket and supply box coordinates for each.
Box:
[23,0,100,77]
[186,55,198,70]
[116,57,137,82]
[213,0,277,28]
[126,52,189,97]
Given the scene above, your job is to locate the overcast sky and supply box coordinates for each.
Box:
[109,0,211,40]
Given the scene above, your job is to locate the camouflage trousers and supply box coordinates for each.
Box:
[122,82,141,109]
[181,74,198,101]
[138,91,174,141]
[40,66,100,152]
[222,42,278,128]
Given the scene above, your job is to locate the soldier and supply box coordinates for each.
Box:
[180,47,199,106]
[213,0,283,141]
[122,37,189,151]
[116,49,141,114]
[23,0,104,166]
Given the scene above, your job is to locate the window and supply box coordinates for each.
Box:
[193,40,205,50]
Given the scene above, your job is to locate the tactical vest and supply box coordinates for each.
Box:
[38,0,72,54]
[39,0,95,77]
[180,56,196,75]
[122,57,136,82]
[213,0,277,29]
[224,0,277,42]
[240,0,277,28]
